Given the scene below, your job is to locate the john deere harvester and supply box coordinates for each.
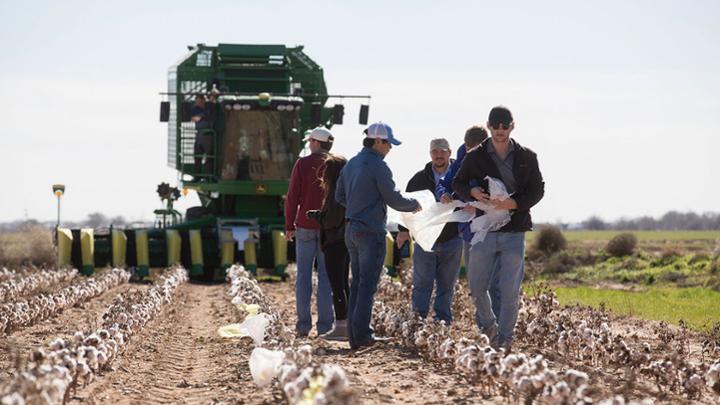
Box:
[60,43,370,280]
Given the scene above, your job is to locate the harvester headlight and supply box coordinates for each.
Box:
[242,104,251,111]
[225,104,232,111]
[285,105,295,111]
[232,103,242,110]
[277,104,286,111]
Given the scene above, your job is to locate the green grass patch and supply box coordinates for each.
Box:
[526,230,720,242]
[543,252,717,286]
[550,286,720,331]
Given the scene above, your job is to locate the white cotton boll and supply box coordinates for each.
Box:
[296,345,313,366]
[50,338,66,351]
[1,392,25,405]
[516,376,533,392]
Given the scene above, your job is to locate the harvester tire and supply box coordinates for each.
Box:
[186,206,211,221]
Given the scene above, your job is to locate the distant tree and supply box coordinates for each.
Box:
[110,215,127,226]
[582,216,607,230]
[84,212,108,228]
[635,216,657,231]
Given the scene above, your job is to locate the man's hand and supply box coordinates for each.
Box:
[470,187,490,203]
[440,193,453,204]
[489,197,518,210]
[396,231,410,248]
[285,230,295,241]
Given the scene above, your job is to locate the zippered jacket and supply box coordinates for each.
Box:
[452,138,544,232]
[399,161,459,244]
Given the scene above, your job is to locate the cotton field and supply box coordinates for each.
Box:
[0,264,718,404]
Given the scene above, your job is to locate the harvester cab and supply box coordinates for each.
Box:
[59,43,369,281]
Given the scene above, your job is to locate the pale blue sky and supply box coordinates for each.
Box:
[1,0,718,224]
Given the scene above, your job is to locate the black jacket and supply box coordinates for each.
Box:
[452,138,544,232]
[399,161,459,244]
[308,187,346,251]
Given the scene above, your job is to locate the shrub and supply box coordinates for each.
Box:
[543,251,576,274]
[660,248,681,260]
[606,232,637,257]
[710,259,720,275]
[688,253,710,265]
[533,225,567,255]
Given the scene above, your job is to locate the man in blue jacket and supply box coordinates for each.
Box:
[336,122,421,350]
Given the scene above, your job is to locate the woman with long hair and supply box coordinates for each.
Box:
[307,154,350,340]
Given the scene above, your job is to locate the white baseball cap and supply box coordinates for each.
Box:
[303,127,333,142]
[364,122,401,145]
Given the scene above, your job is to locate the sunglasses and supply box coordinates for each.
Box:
[489,123,512,130]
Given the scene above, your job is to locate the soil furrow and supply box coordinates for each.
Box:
[72,283,282,404]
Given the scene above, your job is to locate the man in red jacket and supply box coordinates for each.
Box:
[285,127,335,337]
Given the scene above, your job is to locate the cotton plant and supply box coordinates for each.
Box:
[0,267,188,404]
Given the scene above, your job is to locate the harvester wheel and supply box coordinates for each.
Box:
[186,206,211,221]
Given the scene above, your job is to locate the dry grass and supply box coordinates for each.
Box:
[0,225,55,268]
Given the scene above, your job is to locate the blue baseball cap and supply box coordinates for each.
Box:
[364,122,401,145]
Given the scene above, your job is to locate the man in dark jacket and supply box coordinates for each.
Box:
[452,106,544,349]
[396,138,463,324]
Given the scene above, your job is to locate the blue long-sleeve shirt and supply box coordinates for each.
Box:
[336,147,419,233]
[435,144,467,200]
[435,144,479,242]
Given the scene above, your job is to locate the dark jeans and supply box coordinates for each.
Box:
[194,132,214,175]
[323,240,349,321]
[345,223,386,348]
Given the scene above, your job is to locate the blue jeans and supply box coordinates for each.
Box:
[464,240,501,319]
[295,227,334,335]
[467,232,525,346]
[411,237,463,323]
[345,223,386,348]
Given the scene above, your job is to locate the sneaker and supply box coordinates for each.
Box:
[350,335,392,350]
[320,320,348,342]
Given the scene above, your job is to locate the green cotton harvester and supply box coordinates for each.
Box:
[58,43,370,280]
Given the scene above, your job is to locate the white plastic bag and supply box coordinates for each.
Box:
[249,347,285,387]
[468,177,512,244]
[386,177,512,249]
[217,313,269,345]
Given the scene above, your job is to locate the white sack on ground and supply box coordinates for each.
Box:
[249,347,285,387]
[386,177,511,250]
[217,313,270,345]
